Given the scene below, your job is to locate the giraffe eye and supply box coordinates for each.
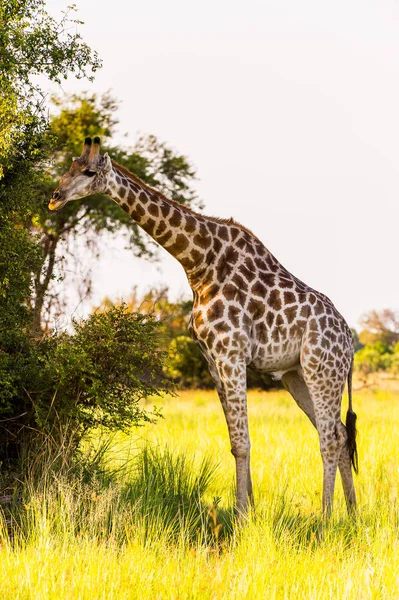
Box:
[84,169,96,177]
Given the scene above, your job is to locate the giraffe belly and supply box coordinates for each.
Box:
[249,338,301,377]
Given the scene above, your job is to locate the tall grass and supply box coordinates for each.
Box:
[1,385,399,599]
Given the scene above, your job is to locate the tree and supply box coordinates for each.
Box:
[359,309,399,347]
[0,0,100,470]
[30,93,201,331]
[0,0,101,176]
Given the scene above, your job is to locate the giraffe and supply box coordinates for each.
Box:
[50,136,358,518]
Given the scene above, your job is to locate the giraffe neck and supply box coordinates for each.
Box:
[105,161,216,284]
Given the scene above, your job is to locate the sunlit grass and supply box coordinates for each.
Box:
[1,384,399,599]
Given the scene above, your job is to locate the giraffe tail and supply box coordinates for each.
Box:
[346,359,359,474]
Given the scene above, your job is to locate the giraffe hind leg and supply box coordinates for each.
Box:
[282,370,356,515]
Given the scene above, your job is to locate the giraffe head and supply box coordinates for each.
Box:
[49,136,111,211]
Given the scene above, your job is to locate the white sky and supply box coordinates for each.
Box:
[44,0,399,329]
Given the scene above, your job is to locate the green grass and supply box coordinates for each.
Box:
[1,385,399,599]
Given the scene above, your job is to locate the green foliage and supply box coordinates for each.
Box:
[165,335,214,388]
[354,309,399,379]
[354,342,394,379]
[0,305,170,472]
[45,305,169,432]
[0,0,101,175]
[359,309,399,347]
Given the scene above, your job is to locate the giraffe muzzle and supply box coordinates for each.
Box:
[49,190,67,211]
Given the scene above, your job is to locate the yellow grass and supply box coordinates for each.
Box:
[1,384,399,599]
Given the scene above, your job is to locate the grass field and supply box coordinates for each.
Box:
[1,383,399,599]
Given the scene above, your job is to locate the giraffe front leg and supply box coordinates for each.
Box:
[207,356,252,516]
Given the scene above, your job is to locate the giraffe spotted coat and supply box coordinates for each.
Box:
[50,137,358,519]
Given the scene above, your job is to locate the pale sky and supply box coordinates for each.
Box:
[44,0,399,329]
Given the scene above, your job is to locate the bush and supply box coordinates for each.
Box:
[0,305,171,475]
[354,342,393,380]
[165,335,214,388]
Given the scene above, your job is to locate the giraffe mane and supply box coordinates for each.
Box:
[111,159,258,238]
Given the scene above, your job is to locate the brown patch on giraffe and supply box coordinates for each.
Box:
[300,305,310,319]
[206,330,215,348]
[259,272,275,287]
[226,284,246,305]
[120,203,129,212]
[193,233,212,250]
[170,210,182,227]
[194,312,204,329]
[148,203,159,218]
[139,191,148,204]
[314,301,324,315]
[213,238,222,253]
[239,264,255,282]
[283,291,296,304]
[207,222,217,234]
[279,276,294,289]
[214,320,231,333]
[223,364,233,377]
[232,273,247,289]
[272,327,281,343]
[228,305,241,328]
[161,204,171,218]
[266,311,275,328]
[321,338,331,349]
[119,187,126,199]
[276,314,284,327]
[236,237,246,250]
[244,256,256,272]
[127,194,135,207]
[155,221,168,236]
[167,233,190,256]
[207,299,224,321]
[185,215,197,233]
[180,256,196,270]
[200,283,218,304]
[225,246,239,263]
[223,284,237,302]
[284,306,297,324]
[157,230,173,245]
[131,204,145,221]
[290,321,305,337]
[268,289,282,311]
[247,298,265,318]
[205,249,215,264]
[215,340,224,353]
[218,225,229,240]
[142,218,156,234]
[254,257,267,271]
[309,293,317,305]
[215,246,239,281]
[191,248,204,263]
[230,228,240,241]
[256,322,268,344]
[266,256,278,272]
[251,280,266,297]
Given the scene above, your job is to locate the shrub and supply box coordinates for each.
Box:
[0,305,170,475]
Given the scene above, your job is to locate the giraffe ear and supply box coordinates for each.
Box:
[100,152,112,173]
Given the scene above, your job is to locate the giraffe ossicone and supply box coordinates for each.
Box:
[50,137,358,519]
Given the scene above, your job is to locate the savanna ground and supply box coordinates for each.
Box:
[1,381,399,599]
